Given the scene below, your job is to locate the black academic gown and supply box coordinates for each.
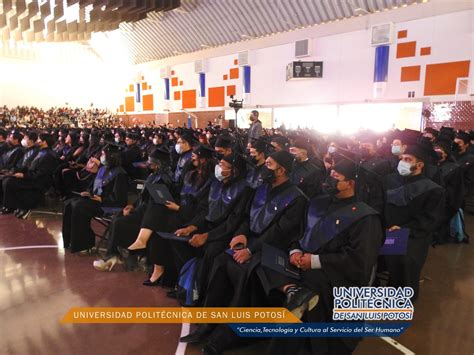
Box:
[266,195,384,355]
[121,144,142,178]
[104,169,173,257]
[62,166,129,253]
[168,177,255,298]
[246,163,265,189]
[290,159,324,198]
[2,148,58,210]
[0,145,24,171]
[358,155,392,213]
[202,180,307,352]
[434,159,464,244]
[171,150,192,195]
[455,151,474,198]
[146,168,213,284]
[383,173,444,300]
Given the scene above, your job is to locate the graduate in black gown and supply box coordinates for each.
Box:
[264,157,385,355]
[123,145,215,286]
[289,138,324,198]
[0,131,24,172]
[1,133,58,219]
[62,145,129,253]
[246,139,267,189]
[170,153,255,299]
[433,140,464,244]
[454,132,474,203]
[92,147,173,271]
[383,143,444,301]
[181,151,307,354]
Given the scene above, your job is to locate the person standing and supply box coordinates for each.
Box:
[247,110,262,143]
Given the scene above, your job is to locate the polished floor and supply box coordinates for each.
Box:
[0,212,473,355]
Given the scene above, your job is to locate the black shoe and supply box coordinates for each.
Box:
[180,324,214,344]
[284,286,319,319]
[13,209,21,217]
[201,343,221,355]
[16,209,31,220]
[0,207,13,215]
[142,274,163,287]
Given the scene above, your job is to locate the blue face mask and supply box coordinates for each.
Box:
[397,160,412,176]
[328,146,337,154]
[175,143,183,154]
[100,155,108,166]
[392,145,402,156]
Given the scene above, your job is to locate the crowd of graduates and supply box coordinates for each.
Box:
[0,109,472,354]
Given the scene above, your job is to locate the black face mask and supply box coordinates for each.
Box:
[452,143,461,153]
[323,176,341,196]
[215,153,224,160]
[261,166,276,184]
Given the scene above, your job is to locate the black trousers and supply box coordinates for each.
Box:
[62,197,103,253]
[2,176,43,210]
[105,206,145,257]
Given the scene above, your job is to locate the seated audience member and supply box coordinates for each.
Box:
[0,131,24,172]
[383,142,444,301]
[167,153,254,299]
[246,139,267,189]
[93,147,172,271]
[289,138,324,198]
[121,132,142,178]
[213,135,233,159]
[171,132,194,194]
[264,158,384,355]
[1,133,58,219]
[121,145,214,285]
[0,129,8,156]
[181,151,307,354]
[62,145,129,253]
[454,131,474,201]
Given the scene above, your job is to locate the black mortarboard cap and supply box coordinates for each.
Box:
[269,150,294,173]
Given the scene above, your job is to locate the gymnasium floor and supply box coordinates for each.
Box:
[0,212,473,355]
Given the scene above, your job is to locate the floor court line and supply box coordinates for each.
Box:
[175,323,190,355]
[0,245,60,251]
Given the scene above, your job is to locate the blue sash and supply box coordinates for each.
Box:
[93,166,124,196]
[206,178,248,222]
[250,184,303,234]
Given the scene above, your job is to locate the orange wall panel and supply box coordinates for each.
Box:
[179,81,183,86]
[229,68,239,79]
[119,105,124,112]
[424,60,470,96]
[401,66,421,82]
[226,85,236,96]
[397,30,407,39]
[125,97,135,112]
[396,41,416,59]
[208,87,225,107]
[171,77,178,87]
[182,90,196,109]
[223,74,228,80]
[143,94,154,111]
[128,84,134,92]
[174,91,181,100]
[420,47,431,56]
[142,82,148,90]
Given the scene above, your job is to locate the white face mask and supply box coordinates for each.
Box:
[175,143,183,154]
[21,139,28,148]
[114,137,120,144]
[397,160,413,176]
[153,138,159,145]
[328,146,337,154]
[100,155,107,166]
[214,165,225,181]
[392,145,402,156]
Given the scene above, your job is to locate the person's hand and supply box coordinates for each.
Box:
[80,191,91,197]
[175,225,197,237]
[13,172,24,178]
[388,225,401,232]
[230,235,247,249]
[165,201,180,211]
[91,195,102,202]
[189,233,208,248]
[233,248,251,264]
[60,156,66,160]
[297,253,312,270]
[123,204,134,216]
[289,252,303,266]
